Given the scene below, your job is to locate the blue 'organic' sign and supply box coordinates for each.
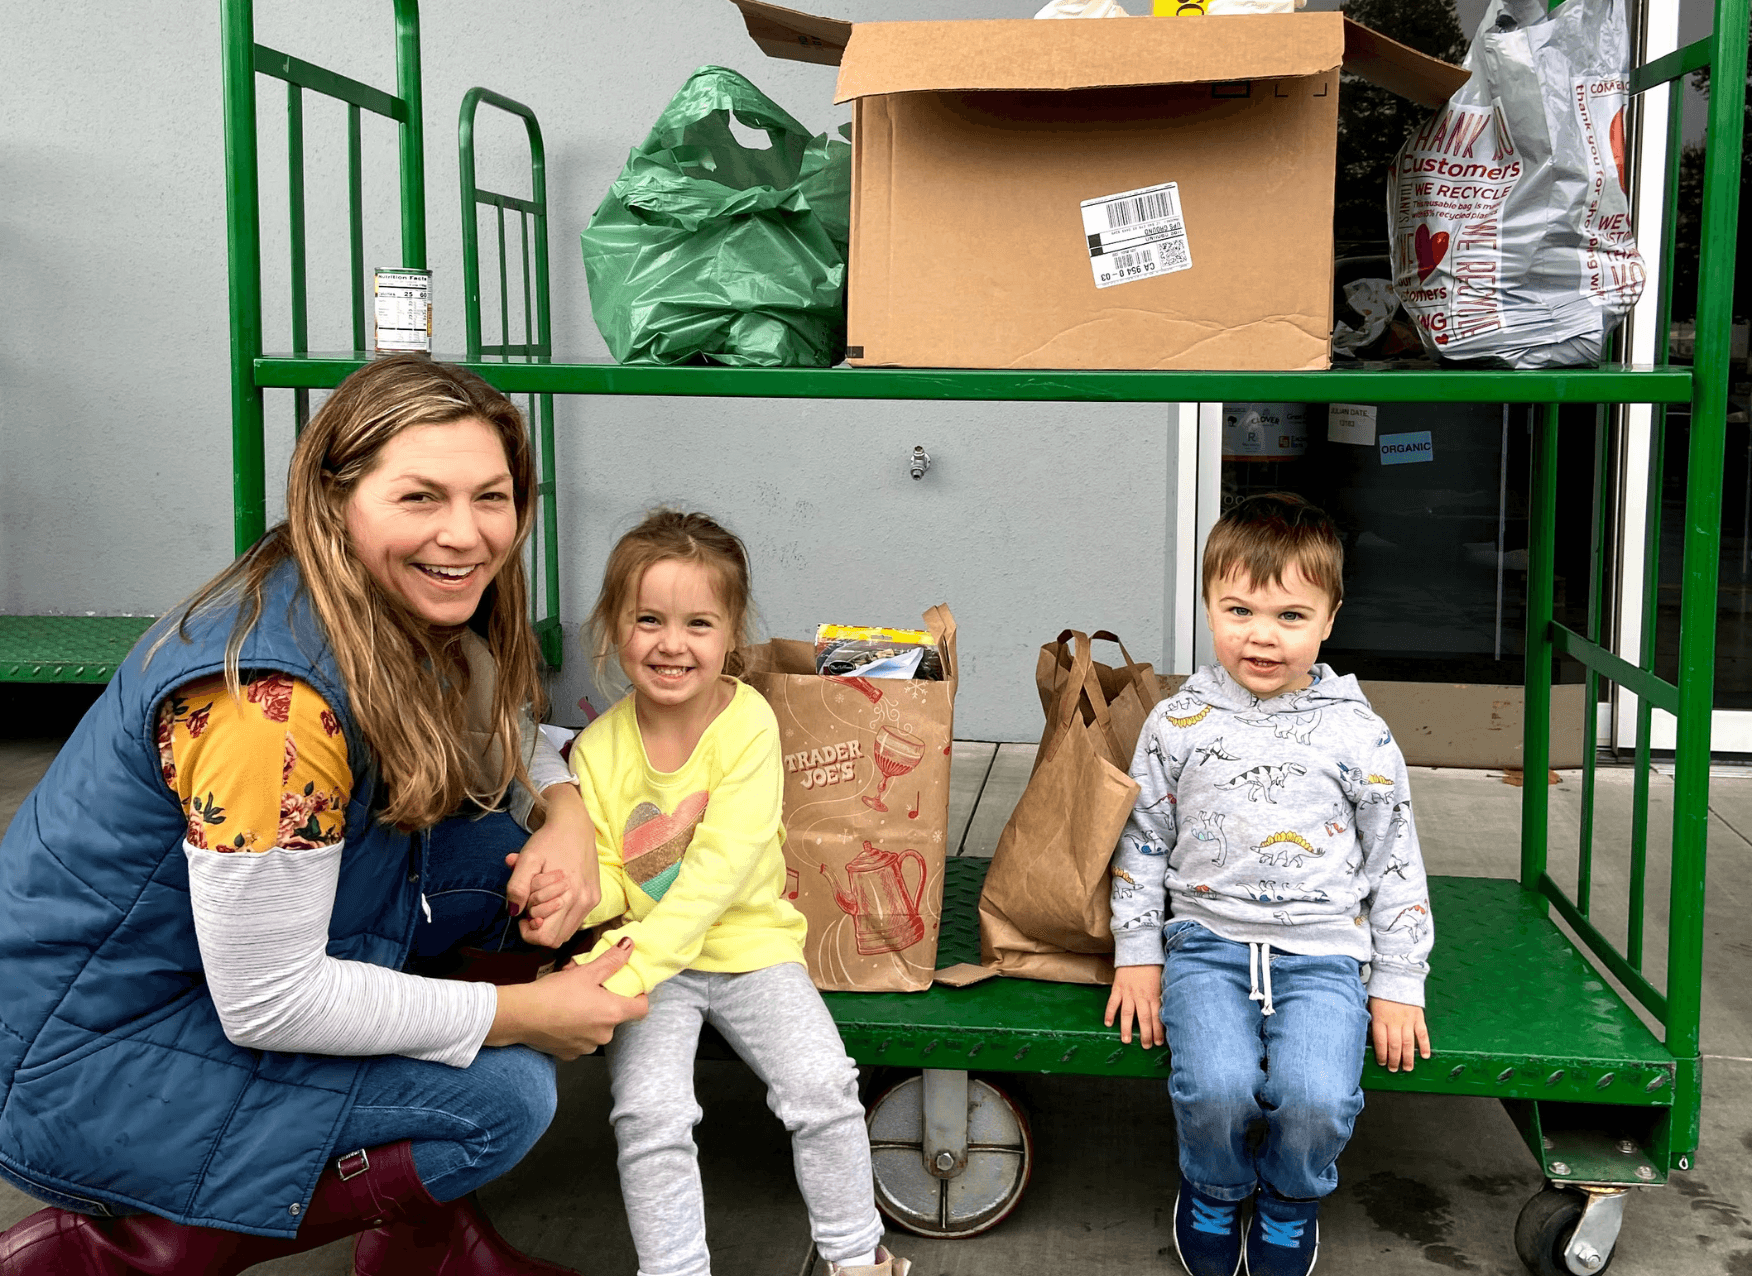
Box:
[1380,431,1434,466]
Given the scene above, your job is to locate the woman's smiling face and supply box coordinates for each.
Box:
[343,417,517,628]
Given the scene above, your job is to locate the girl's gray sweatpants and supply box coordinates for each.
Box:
[605,961,884,1276]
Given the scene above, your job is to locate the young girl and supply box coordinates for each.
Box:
[568,509,907,1276]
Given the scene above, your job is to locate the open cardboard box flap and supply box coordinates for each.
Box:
[733,0,852,66]
[1341,19,1470,108]
[730,0,1466,109]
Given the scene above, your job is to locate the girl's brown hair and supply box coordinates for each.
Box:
[586,509,754,689]
[1202,492,1345,609]
[161,354,542,829]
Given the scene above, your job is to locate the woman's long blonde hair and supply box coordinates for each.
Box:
[165,355,543,829]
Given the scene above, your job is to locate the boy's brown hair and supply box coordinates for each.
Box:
[1202,492,1344,609]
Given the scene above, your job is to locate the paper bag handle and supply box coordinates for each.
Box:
[1089,630,1158,705]
[1049,630,1127,766]
[1049,631,1106,728]
[922,603,957,686]
[1035,631,1094,770]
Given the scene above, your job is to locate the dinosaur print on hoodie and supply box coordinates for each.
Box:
[1109,663,1433,1007]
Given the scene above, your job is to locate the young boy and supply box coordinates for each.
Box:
[1105,492,1433,1276]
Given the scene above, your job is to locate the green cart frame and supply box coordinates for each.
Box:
[201,0,1752,1268]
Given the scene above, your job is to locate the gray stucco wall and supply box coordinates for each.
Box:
[0,0,1184,740]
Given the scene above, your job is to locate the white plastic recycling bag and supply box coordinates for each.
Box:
[1034,0,1129,15]
[1388,0,1646,368]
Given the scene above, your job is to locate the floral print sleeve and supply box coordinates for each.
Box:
[156,672,350,852]
[166,675,495,1065]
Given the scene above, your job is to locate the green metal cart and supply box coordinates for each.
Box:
[197,0,1742,1270]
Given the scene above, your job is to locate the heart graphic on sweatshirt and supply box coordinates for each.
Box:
[1414,224,1450,282]
[622,791,710,901]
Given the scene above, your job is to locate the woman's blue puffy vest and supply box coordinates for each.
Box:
[0,560,427,1237]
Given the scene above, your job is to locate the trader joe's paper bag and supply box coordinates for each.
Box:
[737,606,957,991]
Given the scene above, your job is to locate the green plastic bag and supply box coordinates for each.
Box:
[582,66,851,367]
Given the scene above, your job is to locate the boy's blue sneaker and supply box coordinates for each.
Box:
[1244,1189,1320,1276]
[1173,1184,1244,1276]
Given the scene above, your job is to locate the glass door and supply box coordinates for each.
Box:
[1609,0,1752,755]
[1612,405,1752,754]
[1184,401,1597,687]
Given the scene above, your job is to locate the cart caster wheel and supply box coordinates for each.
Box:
[865,1074,1032,1238]
[1514,1188,1616,1276]
[858,1066,908,1107]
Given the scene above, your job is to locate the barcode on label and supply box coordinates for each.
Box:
[1080,181,1193,289]
[1104,189,1174,230]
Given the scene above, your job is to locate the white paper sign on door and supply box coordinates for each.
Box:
[1328,403,1377,446]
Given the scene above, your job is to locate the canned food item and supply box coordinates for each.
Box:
[374,268,432,353]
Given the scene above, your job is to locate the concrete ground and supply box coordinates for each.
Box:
[2,718,1749,1275]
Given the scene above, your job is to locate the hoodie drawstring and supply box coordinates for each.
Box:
[1248,941,1276,1017]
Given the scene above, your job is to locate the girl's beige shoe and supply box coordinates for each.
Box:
[828,1247,911,1276]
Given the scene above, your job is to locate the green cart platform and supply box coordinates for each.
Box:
[37,0,1735,1271]
[0,616,156,685]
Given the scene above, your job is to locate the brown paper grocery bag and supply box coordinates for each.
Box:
[737,607,957,992]
[1036,630,1164,772]
[978,630,1159,985]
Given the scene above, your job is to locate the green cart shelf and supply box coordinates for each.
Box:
[203,0,1747,1269]
[0,616,156,685]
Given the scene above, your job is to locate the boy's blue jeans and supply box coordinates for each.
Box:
[1158,918,1370,1203]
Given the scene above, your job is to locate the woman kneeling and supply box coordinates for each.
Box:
[0,356,645,1275]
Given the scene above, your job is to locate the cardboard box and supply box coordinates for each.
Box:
[733,2,1465,371]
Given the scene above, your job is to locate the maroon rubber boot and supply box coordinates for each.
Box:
[0,1140,433,1275]
[352,1189,580,1275]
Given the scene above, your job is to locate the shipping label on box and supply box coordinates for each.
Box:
[1081,182,1194,289]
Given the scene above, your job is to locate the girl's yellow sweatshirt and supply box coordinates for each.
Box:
[571,678,807,999]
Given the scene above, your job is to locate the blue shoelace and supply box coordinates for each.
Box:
[1190,1199,1237,1236]
[1259,1215,1307,1248]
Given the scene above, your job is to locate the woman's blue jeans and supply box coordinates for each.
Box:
[1158,918,1370,1203]
[329,810,558,1202]
[2,810,558,1215]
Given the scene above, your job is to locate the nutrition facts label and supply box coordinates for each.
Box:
[374,268,432,353]
[1080,181,1193,290]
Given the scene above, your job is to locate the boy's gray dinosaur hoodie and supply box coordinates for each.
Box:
[1109,663,1433,1006]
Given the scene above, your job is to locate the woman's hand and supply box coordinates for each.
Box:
[487,938,648,1059]
[1104,963,1165,1048]
[504,782,601,948]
